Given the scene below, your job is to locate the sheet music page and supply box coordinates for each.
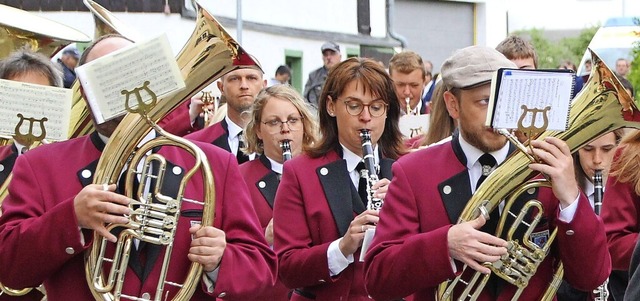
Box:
[488,69,574,131]
[76,34,186,124]
[0,79,71,141]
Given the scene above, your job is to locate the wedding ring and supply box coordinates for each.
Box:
[102,183,109,191]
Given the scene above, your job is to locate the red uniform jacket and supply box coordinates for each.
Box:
[157,99,199,137]
[0,132,276,301]
[239,155,290,301]
[186,119,231,153]
[602,150,639,270]
[364,133,610,301]
[274,149,394,301]
[0,144,17,188]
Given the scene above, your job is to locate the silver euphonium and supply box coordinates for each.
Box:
[592,169,610,301]
[280,139,292,162]
[359,129,382,211]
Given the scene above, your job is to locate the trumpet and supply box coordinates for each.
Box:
[200,91,218,128]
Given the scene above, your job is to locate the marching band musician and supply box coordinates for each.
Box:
[364,46,610,301]
[238,84,319,301]
[0,49,63,301]
[601,129,640,301]
[273,57,406,300]
[186,62,266,164]
[0,50,63,189]
[0,35,276,301]
[388,51,429,116]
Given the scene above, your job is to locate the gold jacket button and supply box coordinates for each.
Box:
[217,292,227,298]
[566,230,575,236]
[65,247,74,254]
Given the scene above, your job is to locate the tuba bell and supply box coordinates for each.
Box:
[437,50,640,301]
[84,1,259,300]
[67,0,139,140]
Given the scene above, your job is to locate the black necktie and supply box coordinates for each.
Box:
[356,162,368,207]
[476,153,503,297]
[476,153,497,190]
[236,132,250,164]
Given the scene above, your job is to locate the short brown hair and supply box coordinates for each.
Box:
[388,51,426,78]
[495,35,538,68]
[243,85,318,155]
[309,57,406,159]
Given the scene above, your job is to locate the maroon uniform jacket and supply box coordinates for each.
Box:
[186,119,231,153]
[273,149,394,301]
[364,133,610,301]
[0,132,276,301]
[0,144,18,188]
[239,155,290,301]
[158,100,198,137]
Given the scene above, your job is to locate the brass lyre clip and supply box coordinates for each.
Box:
[122,80,157,115]
[13,113,48,148]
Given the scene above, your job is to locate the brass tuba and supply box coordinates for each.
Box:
[437,50,640,301]
[84,1,258,300]
[67,0,139,140]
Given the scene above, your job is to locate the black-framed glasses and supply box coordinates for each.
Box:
[262,116,304,132]
[342,99,387,117]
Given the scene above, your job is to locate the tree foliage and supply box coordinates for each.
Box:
[628,18,640,101]
[512,26,598,69]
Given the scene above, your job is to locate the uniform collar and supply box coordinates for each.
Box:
[224,116,243,138]
[458,132,509,170]
[340,143,379,173]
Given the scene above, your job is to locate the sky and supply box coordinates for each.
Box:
[507,0,640,31]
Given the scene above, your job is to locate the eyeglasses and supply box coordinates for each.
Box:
[342,99,387,117]
[262,116,304,132]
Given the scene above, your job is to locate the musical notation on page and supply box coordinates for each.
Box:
[485,68,575,132]
[0,79,71,141]
[76,34,186,124]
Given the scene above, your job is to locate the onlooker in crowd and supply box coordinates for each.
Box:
[303,41,341,110]
[364,46,610,301]
[186,63,266,164]
[616,58,630,78]
[388,51,428,115]
[239,84,318,300]
[267,65,291,87]
[274,57,404,300]
[57,47,80,88]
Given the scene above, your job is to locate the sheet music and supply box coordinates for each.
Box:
[0,79,71,141]
[76,34,186,124]
[488,69,574,131]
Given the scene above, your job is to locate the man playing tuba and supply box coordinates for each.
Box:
[0,35,276,301]
[364,46,610,301]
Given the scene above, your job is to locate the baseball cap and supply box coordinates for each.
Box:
[62,47,80,59]
[441,46,516,90]
[321,41,340,53]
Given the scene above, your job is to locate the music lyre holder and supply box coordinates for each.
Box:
[122,80,158,118]
[517,104,551,163]
[13,113,48,149]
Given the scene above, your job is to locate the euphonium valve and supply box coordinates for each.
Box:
[437,50,640,301]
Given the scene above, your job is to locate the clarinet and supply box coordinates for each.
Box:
[592,169,609,301]
[359,129,383,211]
[280,139,292,162]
